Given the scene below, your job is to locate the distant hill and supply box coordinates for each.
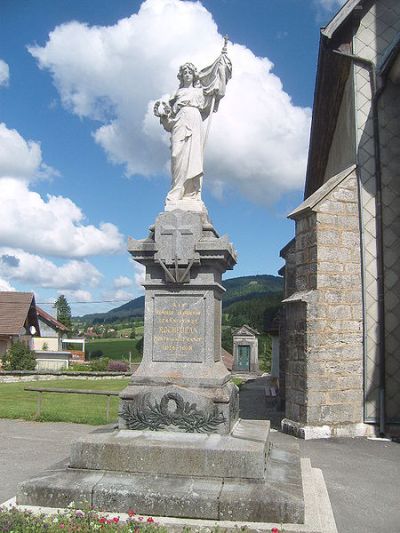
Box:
[77,274,283,328]
[222,275,283,332]
[78,296,145,324]
[222,275,282,307]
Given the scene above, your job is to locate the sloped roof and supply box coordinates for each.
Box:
[0,291,40,336]
[232,324,260,337]
[36,306,69,332]
[290,165,356,219]
[321,0,363,39]
[304,0,360,198]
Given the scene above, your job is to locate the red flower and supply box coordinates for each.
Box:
[271,528,280,533]
[112,516,120,523]
[147,517,155,523]
[138,516,144,521]
[128,509,136,517]
[99,517,106,524]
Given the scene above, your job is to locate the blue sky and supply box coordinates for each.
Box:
[0,0,345,316]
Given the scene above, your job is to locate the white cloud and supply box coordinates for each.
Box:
[0,248,102,290]
[314,0,346,13]
[113,289,135,301]
[0,123,54,182]
[0,121,125,305]
[61,289,93,302]
[0,278,15,291]
[103,265,144,303]
[0,123,124,258]
[113,276,133,289]
[29,0,311,204]
[0,59,9,87]
[0,181,124,260]
[133,262,145,289]
[102,287,136,302]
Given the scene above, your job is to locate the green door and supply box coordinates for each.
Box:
[237,345,250,371]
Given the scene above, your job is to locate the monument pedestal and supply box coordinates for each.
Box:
[17,420,304,523]
[119,210,239,434]
[16,210,304,524]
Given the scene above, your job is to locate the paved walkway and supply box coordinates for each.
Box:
[1,377,400,532]
[240,376,400,533]
[0,419,100,504]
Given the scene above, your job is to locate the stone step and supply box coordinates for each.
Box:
[17,430,304,524]
[70,419,270,480]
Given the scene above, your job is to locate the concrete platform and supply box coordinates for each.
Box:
[17,419,304,524]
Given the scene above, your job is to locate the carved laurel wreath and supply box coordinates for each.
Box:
[119,392,225,433]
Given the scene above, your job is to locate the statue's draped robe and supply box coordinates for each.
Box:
[162,52,232,207]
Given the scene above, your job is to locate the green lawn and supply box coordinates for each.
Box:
[86,338,142,361]
[118,325,144,337]
[0,379,130,425]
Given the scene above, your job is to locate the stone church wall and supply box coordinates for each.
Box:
[282,172,367,438]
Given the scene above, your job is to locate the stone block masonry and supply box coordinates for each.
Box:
[281,169,371,438]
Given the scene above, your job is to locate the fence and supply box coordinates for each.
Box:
[24,387,120,422]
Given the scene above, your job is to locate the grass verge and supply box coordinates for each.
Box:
[86,339,142,361]
[0,379,130,425]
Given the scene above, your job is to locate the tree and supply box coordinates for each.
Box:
[2,341,37,370]
[129,325,136,339]
[136,336,144,355]
[53,294,72,330]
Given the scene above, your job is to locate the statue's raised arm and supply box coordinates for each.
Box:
[154,38,232,213]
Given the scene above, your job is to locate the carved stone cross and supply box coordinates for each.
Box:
[155,211,201,267]
[160,224,193,263]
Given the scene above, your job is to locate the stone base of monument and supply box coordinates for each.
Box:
[17,419,304,524]
[17,210,304,524]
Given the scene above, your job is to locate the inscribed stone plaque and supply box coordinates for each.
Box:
[152,294,205,362]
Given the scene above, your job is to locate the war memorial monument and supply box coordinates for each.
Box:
[17,40,304,525]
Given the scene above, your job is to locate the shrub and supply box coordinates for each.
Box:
[89,357,110,371]
[107,360,129,372]
[67,363,91,372]
[2,341,37,371]
[90,349,103,359]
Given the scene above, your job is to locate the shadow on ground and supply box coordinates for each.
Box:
[239,376,283,429]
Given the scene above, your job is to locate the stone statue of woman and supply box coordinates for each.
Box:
[154,38,232,213]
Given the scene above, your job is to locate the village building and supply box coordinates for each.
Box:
[279,0,400,438]
[32,307,72,371]
[0,292,40,358]
[232,324,260,373]
[33,306,69,352]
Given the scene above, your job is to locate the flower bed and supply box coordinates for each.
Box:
[0,503,283,532]
[0,505,164,532]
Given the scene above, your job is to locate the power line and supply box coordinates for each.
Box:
[37,298,136,305]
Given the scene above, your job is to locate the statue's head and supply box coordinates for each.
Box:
[177,62,200,88]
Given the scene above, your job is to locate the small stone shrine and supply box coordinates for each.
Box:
[17,39,304,525]
[232,324,260,374]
